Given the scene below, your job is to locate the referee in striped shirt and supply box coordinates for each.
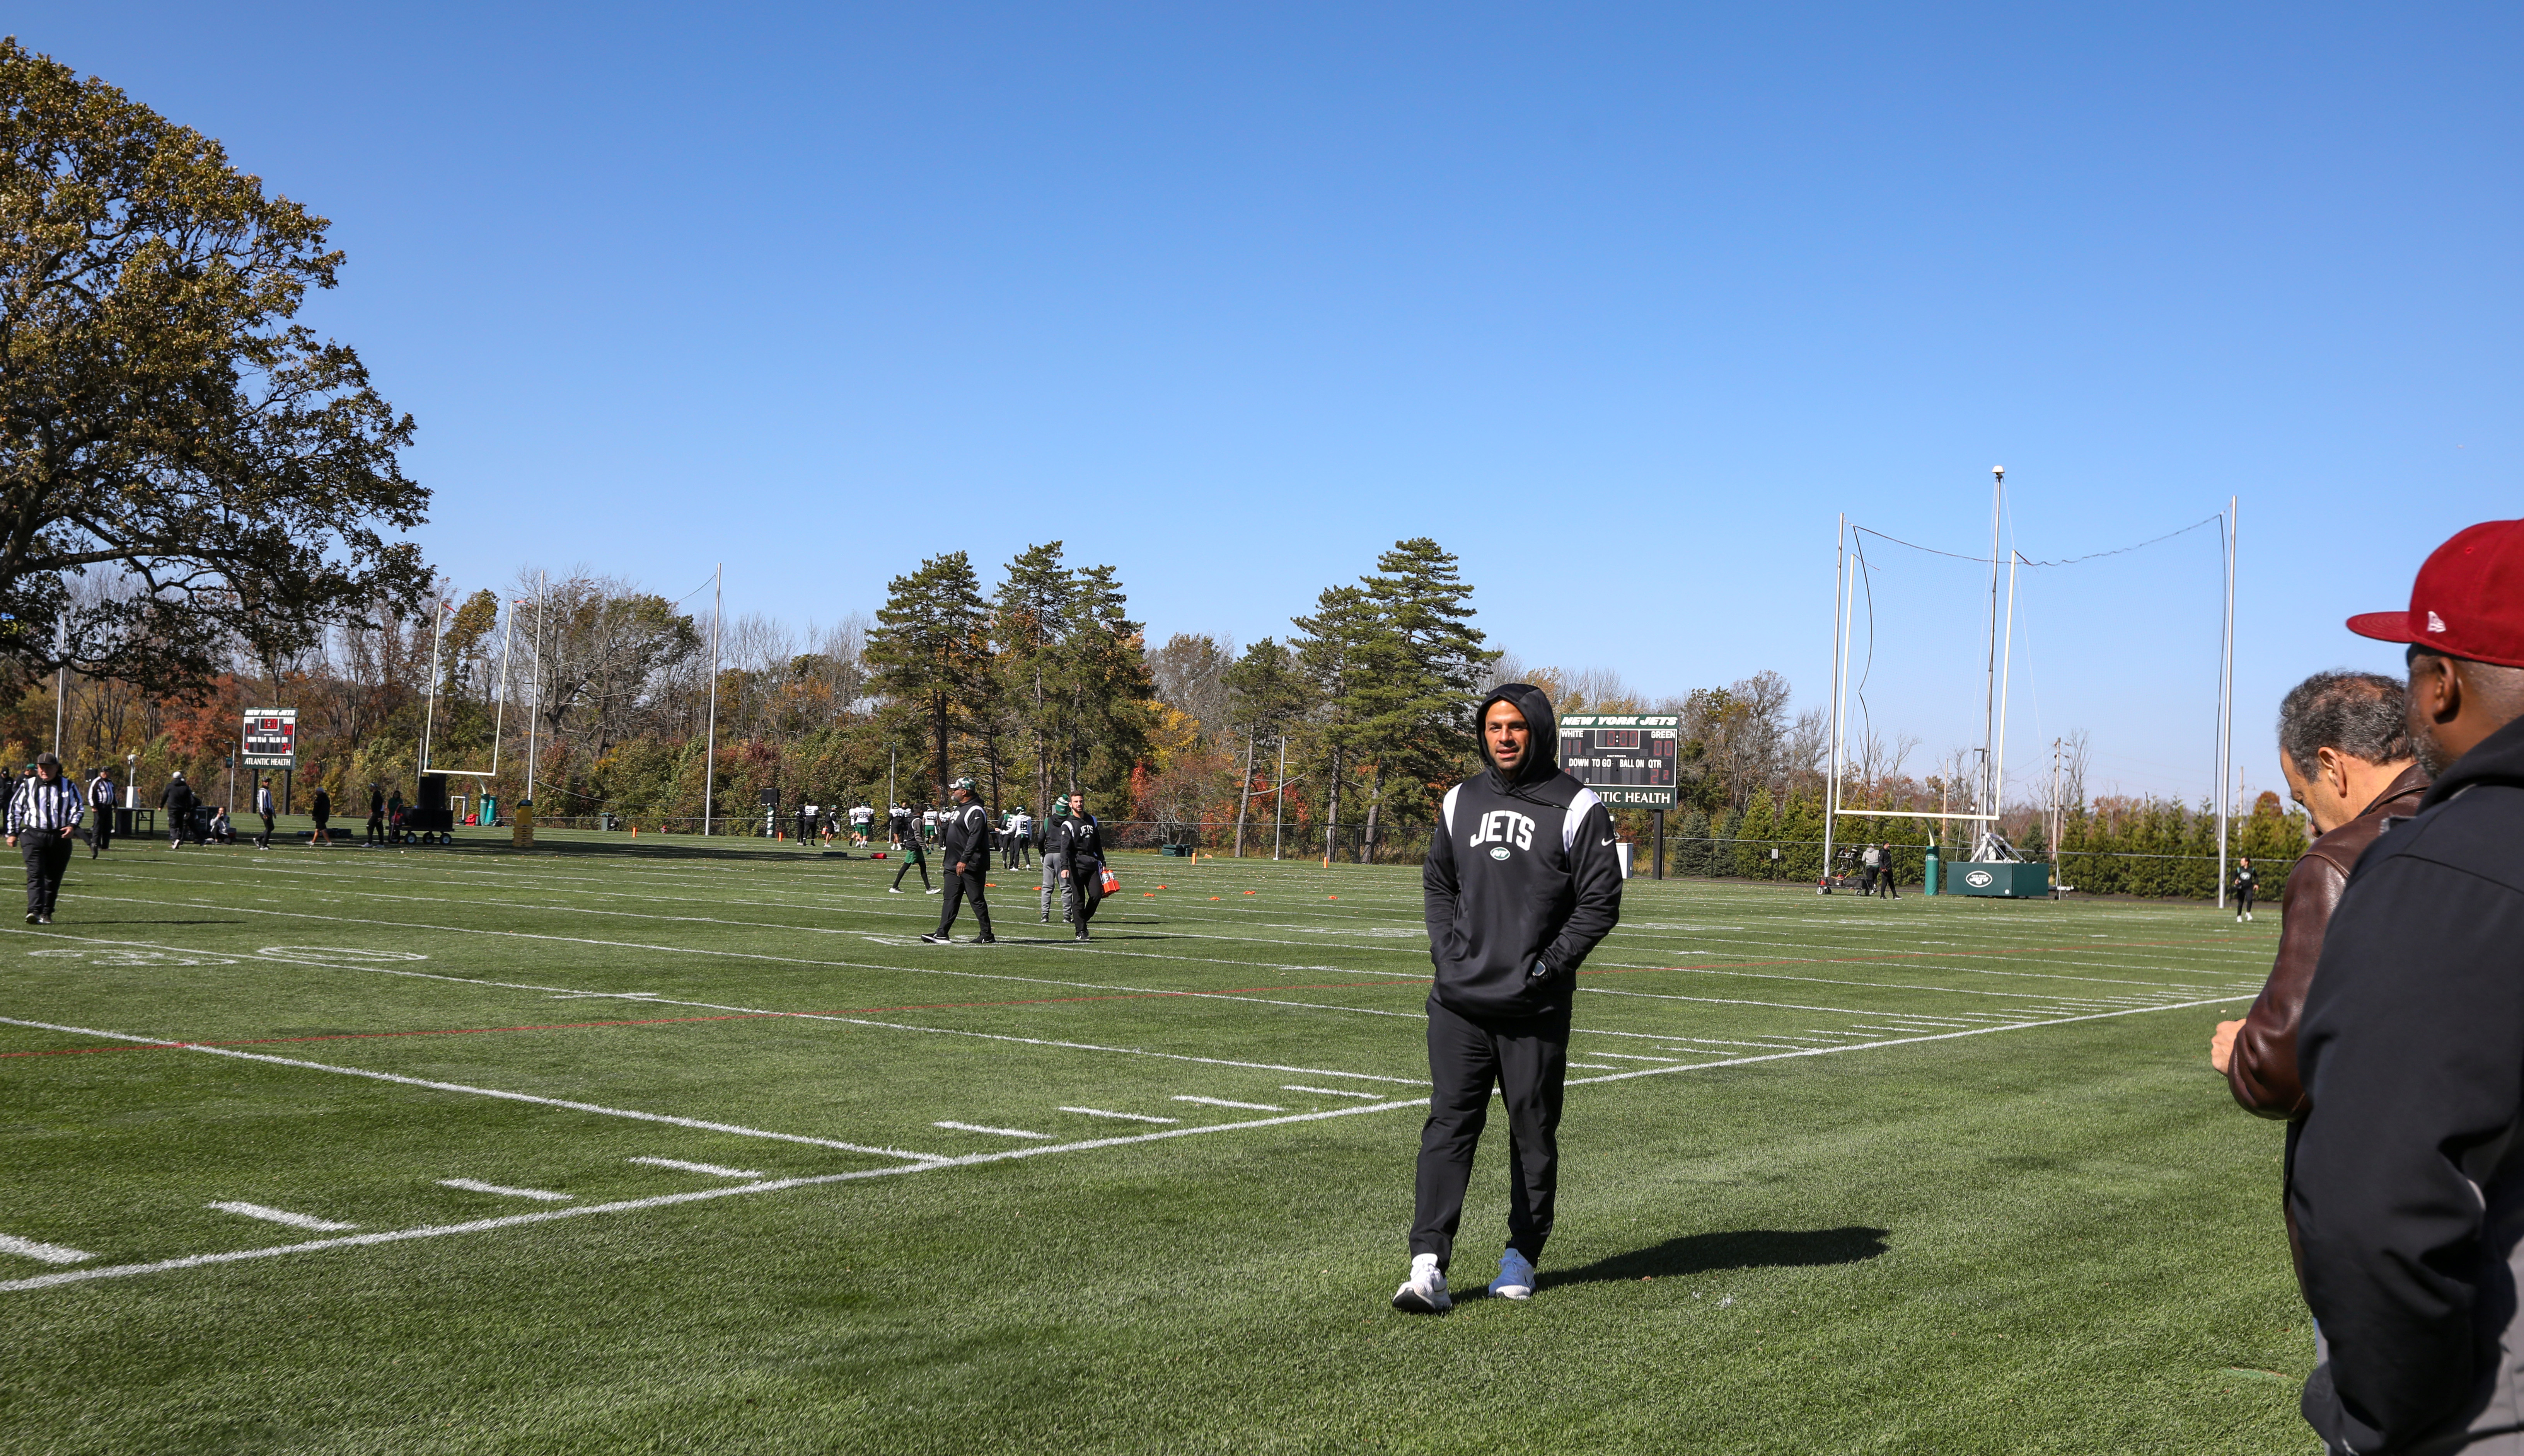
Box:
[9,753,83,924]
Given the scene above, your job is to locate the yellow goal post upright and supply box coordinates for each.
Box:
[415,588,518,821]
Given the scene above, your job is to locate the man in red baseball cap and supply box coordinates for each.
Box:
[2291,518,2524,1454]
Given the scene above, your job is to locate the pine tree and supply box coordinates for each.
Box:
[1290,583,1377,861]
[865,553,990,805]
[1349,540,1496,860]
[993,543,1073,820]
[1058,563,1158,805]
[1223,637,1311,856]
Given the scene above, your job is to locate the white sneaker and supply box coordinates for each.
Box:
[1490,1249,1536,1301]
[1391,1253,1451,1314]
[926,887,941,895]
[888,887,904,894]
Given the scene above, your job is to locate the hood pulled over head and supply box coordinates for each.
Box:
[1475,683,1559,789]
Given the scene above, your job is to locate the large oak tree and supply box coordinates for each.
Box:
[0,39,428,694]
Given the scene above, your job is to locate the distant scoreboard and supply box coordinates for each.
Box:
[1559,714,1679,808]
[242,708,297,770]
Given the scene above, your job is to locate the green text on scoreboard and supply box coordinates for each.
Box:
[1558,714,1680,808]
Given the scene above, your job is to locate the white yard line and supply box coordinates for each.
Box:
[0,1015,950,1165]
[206,1201,358,1232]
[1056,1107,1178,1124]
[1172,1095,1283,1112]
[0,1096,1426,1294]
[932,1122,1054,1140]
[0,1232,92,1265]
[1282,1085,1385,1099]
[628,1157,764,1180]
[0,986,2260,1296]
[438,1178,572,1202]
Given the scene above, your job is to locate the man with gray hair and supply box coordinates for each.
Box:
[2213,670,2426,1116]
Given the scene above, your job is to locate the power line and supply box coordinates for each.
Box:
[1853,514,2220,567]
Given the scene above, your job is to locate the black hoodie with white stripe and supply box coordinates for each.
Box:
[1422,683,1624,1019]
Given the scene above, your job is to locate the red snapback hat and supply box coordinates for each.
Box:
[2348,519,2524,669]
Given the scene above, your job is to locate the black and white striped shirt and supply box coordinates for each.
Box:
[9,776,86,834]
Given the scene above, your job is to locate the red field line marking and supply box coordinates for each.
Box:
[0,980,1414,1059]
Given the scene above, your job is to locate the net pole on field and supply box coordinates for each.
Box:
[1824,512,1847,880]
[2217,496,2237,908]
[702,562,721,837]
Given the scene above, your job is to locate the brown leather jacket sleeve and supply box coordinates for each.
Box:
[2226,765,2432,1118]
[2227,854,2345,1118]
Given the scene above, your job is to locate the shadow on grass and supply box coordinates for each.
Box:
[1538,1226,1890,1289]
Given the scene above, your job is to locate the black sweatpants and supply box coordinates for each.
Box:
[1064,861,1105,926]
[2236,886,2255,916]
[936,865,992,938]
[88,811,110,856]
[20,828,71,917]
[1410,995,1570,1272]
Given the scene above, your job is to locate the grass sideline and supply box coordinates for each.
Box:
[0,829,2314,1454]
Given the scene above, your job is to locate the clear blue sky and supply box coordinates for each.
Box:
[31,3,2519,804]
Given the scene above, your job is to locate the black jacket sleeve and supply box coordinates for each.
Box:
[1422,809,1462,962]
[2294,851,2524,1451]
[1540,799,1623,976]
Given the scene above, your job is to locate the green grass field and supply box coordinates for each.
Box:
[0,829,2318,1454]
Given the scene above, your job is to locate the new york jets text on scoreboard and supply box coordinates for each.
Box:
[1558,713,1679,808]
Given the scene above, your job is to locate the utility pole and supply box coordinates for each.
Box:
[702,563,721,836]
[1272,734,1288,861]
[1234,730,1256,857]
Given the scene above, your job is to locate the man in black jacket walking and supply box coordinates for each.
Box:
[162,771,196,847]
[921,778,995,945]
[2294,518,2524,1454]
[1393,683,1623,1314]
[1051,793,1106,941]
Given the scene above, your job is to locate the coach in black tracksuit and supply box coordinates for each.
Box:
[922,778,995,945]
[1393,682,1623,1315]
[1050,794,1106,941]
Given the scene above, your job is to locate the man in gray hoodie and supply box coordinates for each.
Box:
[1393,683,1624,1314]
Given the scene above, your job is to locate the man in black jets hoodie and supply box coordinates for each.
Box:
[921,778,996,945]
[2294,519,2524,1454]
[1392,683,1622,1314]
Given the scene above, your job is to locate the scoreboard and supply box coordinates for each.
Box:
[1559,714,1679,808]
[242,708,297,769]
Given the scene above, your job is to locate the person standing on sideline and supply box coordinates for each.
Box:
[921,778,996,945]
[1394,683,1623,1315]
[2210,671,2425,1303]
[1859,842,1882,896]
[365,783,385,845]
[889,802,935,895]
[2231,857,2258,921]
[253,777,276,850]
[162,770,196,847]
[1011,806,1034,869]
[84,766,116,858]
[10,753,84,924]
[1051,792,1107,941]
[1036,801,1065,923]
[310,785,333,846]
[2291,520,2524,1454]
[849,800,874,846]
[1875,843,1900,899]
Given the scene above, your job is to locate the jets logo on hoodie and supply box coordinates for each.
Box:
[1468,810,1535,857]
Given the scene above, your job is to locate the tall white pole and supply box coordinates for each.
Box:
[702,563,721,836]
[2217,497,2237,908]
[1982,467,2004,823]
[52,662,65,760]
[524,572,544,807]
[1993,549,2019,855]
[1273,734,1288,861]
[1825,513,1846,880]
